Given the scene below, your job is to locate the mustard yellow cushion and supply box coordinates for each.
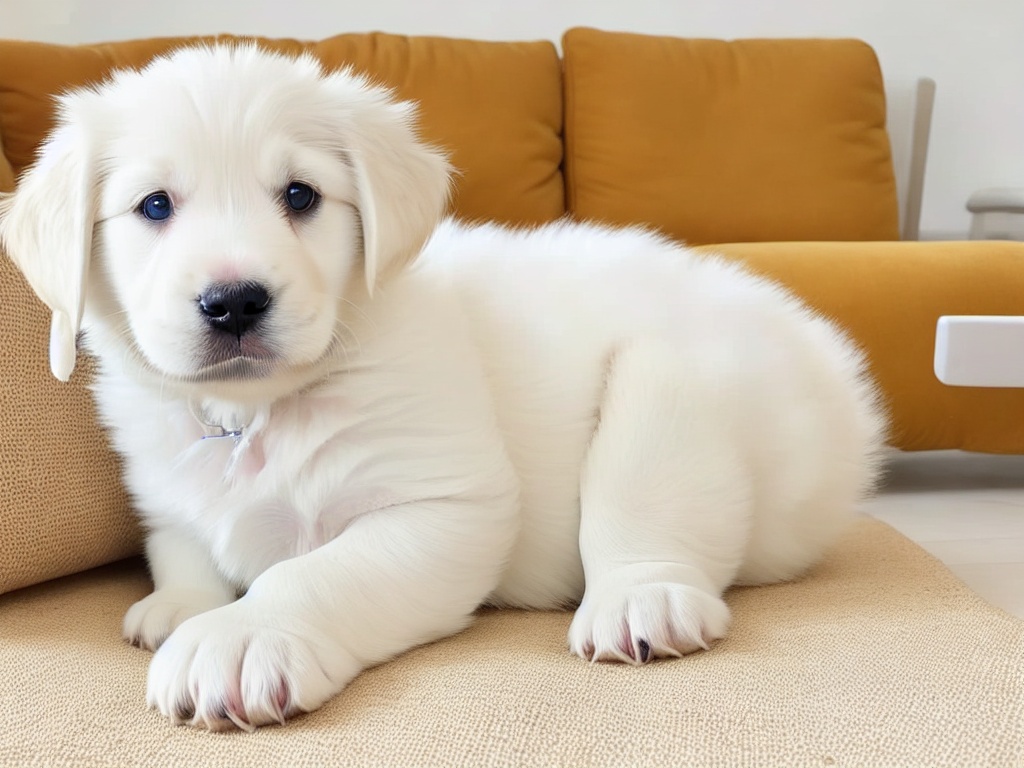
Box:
[563,28,900,244]
[0,33,564,224]
[703,240,1024,453]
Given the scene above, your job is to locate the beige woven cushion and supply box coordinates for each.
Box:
[1,517,1021,766]
[0,259,141,595]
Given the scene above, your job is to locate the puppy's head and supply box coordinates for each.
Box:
[0,45,450,392]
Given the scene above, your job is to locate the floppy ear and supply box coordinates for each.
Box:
[323,70,452,294]
[0,118,96,382]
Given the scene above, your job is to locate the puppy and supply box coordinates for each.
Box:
[0,45,885,731]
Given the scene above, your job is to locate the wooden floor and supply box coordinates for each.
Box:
[863,450,1024,619]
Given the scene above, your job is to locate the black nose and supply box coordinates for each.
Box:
[198,282,272,337]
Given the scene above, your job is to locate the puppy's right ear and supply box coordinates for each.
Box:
[318,66,452,296]
[0,114,97,382]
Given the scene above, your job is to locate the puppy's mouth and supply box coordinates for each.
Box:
[193,335,280,382]
[122,325,341,389]
[190,354,279,382]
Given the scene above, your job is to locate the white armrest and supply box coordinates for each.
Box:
[936,316,1024,387]
[967,187,1024,214]
[967,187,1024,240]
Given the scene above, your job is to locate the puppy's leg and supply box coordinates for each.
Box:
[145,498,511,731]
[123,526,237,651]
[569,339,752,663]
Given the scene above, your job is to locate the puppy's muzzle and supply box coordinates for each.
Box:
[198,281,272,338]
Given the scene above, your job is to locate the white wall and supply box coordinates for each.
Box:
[2,0,1022,239]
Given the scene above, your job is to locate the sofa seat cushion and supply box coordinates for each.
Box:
[702,240,1024,453]
[2,517,1021,765]
[0,33,564,225]
[563,28,900,244]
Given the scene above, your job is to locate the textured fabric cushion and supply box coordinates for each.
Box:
[1,518,1021,766]
[703,239,1024,453]
[0,258,140,595]
[0,32,563,594]
[563,28,900,244]
[0,33,565,224]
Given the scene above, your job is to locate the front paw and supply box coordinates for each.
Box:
[124,588,234,651]
[568,581,731,664]
[146,602,358,731]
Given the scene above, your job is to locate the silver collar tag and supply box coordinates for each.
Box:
[189,399,250,443]
[199,425,244,441]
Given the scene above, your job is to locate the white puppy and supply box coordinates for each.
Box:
[0,45,885,731]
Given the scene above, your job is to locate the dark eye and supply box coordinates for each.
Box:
[138,192,173,222]
[284,181,319,214]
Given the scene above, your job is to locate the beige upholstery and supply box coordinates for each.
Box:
[0,261,140,595]
[1,517,1021,766]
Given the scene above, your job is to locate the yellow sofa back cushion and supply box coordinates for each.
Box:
[563,29,900,244]
[0,33,565,225]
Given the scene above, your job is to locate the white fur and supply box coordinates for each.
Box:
[0,45,886,731]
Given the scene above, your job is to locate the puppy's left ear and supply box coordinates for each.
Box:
[323,69,452,294]
[0,116,97,382]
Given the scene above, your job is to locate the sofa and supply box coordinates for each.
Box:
[1,27,1022,766]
